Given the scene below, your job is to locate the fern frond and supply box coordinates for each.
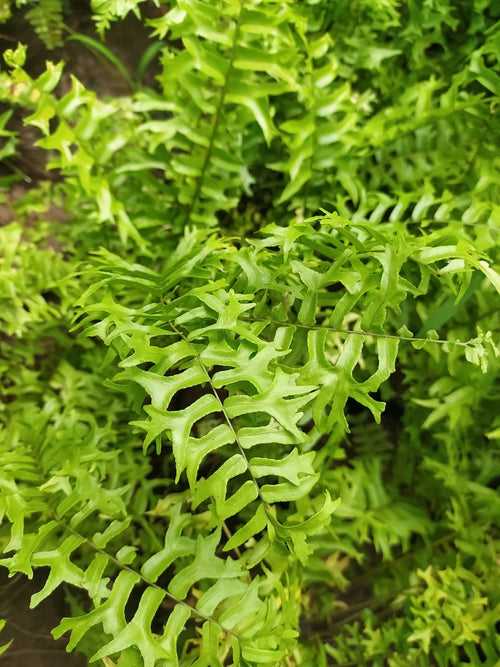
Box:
[152,0,298,227]
[0,0,11,21]
[26,0,64,49]
[1,3,499,665]
[91,0,150,35]
[0,223,70,337]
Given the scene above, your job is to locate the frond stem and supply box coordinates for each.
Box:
[56,515,238,638]
[184,1,244,224]
[241,317,477,348]
[169,323,271,515]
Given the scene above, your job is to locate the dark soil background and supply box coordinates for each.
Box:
[0,571,86,665]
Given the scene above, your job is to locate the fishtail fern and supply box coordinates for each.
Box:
[0,0,64,48]
[0,1,499,665]
[25,0,64,49]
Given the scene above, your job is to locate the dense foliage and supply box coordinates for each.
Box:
[0,1,499,665]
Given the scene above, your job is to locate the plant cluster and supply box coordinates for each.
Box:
[0,1,499,666]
